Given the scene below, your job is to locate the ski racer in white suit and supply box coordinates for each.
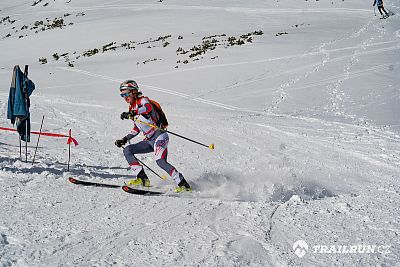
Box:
[115,80,191,193]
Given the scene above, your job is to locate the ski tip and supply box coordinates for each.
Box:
[68,177,77,183]
[209,143,215,150]
[122,185,130,192]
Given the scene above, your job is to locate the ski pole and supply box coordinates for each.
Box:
[137,158,167,180]
[19,135,22,160]
[67,129,72,172]
[121,146,167,180]
[24,65,29,163]
[134,118,215,150]
[167,130,215,150]
[25,118,28,163]
[374,6,376,16]
[32,115,44,165]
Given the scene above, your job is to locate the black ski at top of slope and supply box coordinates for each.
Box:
[380,11,395,19]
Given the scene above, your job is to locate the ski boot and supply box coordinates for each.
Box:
[174,178,192,193]
[127,169,151,187]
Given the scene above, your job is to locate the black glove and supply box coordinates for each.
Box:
[120,110,136,120]
[115,137,128,148]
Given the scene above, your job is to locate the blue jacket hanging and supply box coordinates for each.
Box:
[7,65,35,142]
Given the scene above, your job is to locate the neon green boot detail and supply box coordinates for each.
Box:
[174,178,192,193]
[127,169,151,187]
[127,177,150,187]
[174,185,192,193]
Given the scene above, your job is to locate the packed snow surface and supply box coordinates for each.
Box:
[0,0,399,266]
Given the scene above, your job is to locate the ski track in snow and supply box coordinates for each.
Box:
[110,40,400,81]
[4,5,376,17]
[57,67,253,112]
[266,18,398,114]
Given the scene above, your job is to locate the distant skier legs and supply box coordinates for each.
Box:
[378,6,389,16]
[373,0,389,17]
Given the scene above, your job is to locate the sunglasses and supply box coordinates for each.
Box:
[120,92,131,98]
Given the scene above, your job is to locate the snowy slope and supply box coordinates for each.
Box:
[0,0,399,266]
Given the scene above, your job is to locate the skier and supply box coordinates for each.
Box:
[373,0,389,18]
[115,80,192,193]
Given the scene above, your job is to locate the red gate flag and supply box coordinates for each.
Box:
[0,127,78,145]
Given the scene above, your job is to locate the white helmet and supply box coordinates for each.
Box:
[119,80,139,91]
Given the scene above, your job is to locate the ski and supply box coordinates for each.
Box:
[121,185,164,196]
[68,177,164,196]
[69,177,164,195]
[380,14,392,19]
[68,177,121,188]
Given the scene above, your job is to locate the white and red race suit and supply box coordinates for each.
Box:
[128,96,160,139]
[123,96,184,184]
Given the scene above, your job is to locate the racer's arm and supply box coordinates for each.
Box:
[125,124,140,140]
